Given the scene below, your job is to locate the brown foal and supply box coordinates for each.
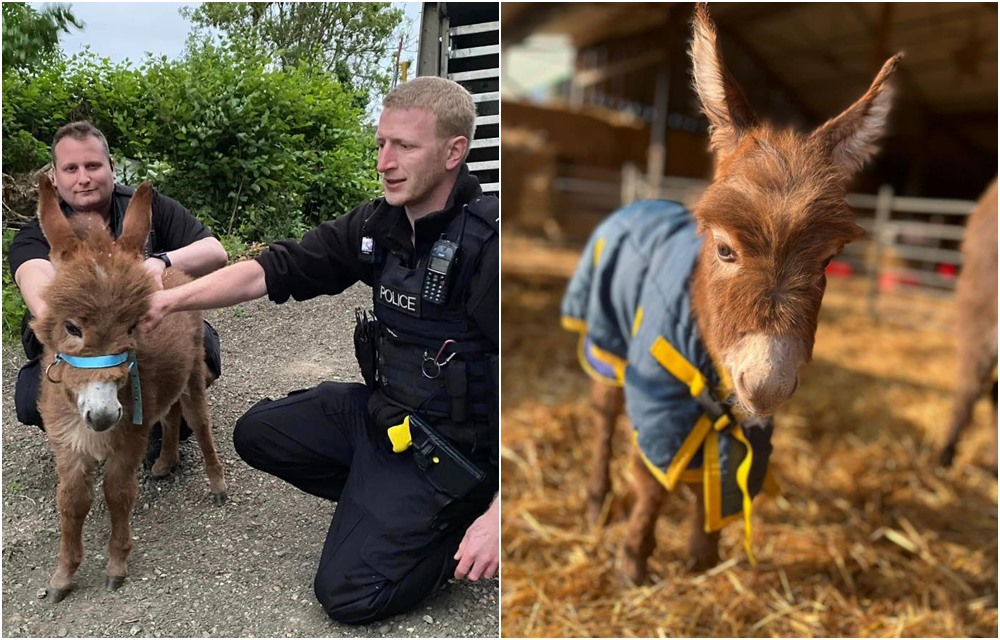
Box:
[585,4,901,583]
[33,175,227,601]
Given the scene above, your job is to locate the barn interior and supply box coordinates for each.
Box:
[499,5,998,637]
[501,2,997,252]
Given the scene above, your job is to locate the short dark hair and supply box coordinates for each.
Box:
[52,121,112,164]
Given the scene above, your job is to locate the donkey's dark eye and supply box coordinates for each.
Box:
[821,256,834,269]
[65,321,83,338]
[716,244,736,263]
[128,322,138,334]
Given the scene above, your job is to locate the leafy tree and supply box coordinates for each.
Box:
[182,2,404,109]
[1,3,81,75]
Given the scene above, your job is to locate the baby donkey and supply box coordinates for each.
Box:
[563,4,900,583]
[33,175,227,601]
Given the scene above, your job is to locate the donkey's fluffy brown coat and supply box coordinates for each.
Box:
[585,3,900,584]
[33,176,226,601]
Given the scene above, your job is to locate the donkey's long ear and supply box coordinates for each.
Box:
[118,182,153,256]
[811,54,902,177]
[690,3,760,158]
[37,174,79,265]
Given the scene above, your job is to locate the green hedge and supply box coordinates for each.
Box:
[2,40,383,345]
[3,40,380,242]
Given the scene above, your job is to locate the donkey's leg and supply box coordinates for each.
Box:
[620,449,666,585]
[181,374,228,506]
[103,441,144,590]
[151,402,182,478]
[585,381,624,524]
[688,484,721,572]
[48,452,97,602]
[940,340,997,467]
[988,380,998,472]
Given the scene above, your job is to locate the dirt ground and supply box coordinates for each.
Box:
[2,283,498,638]
[500,269,997,638]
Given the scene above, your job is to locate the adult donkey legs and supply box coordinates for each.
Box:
[940,337,998,469]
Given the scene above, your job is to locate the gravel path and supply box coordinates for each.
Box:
[2,283,499,638]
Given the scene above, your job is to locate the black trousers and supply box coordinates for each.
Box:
[14,312,222,429]
[232,382,494,625]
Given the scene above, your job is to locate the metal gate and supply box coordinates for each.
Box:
[418,3,499,196]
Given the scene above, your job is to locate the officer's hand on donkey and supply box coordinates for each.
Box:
[143,75,499,625]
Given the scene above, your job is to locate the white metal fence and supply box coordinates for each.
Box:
[549,163,977,322]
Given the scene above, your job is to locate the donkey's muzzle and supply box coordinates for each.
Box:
[85,407,123,432]
[77,381,124,432]
[728,334,805,416]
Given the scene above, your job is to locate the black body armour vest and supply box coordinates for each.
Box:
[367,197,498,443]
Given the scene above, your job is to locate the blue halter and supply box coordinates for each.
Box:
[48,351,143,426]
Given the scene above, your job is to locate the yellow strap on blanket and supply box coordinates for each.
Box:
[648,335,757,565]
[730,425,758,566]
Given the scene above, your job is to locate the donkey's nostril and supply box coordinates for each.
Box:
[86,410,92,424]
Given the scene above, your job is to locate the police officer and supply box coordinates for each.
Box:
[9,121,228,455]
[143,76,499,625]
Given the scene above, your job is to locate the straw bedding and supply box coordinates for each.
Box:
[500,274,997,638]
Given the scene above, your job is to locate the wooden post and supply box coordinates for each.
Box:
[418,2,445,77]
[622,162,640,206]
[645,14,674,200]
[867,183,895,323]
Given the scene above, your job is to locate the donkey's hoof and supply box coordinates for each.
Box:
[150,460,178,478]
[211,491,228,507]
[106,575,126,591]
[586,505,601,526]
[938,447,955,468]
[686,553,720,574]
[618,553,648,586]
[585,497,605,525]
[46,587,72,603]
[687,541,720,573]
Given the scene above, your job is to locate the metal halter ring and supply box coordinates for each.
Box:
[45,360,63,384]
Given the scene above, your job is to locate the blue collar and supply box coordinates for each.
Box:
[55,352,128,368]
[51,351,143,425]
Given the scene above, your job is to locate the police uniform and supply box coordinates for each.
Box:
[562,200,774,551]
[233,165,498,625]
[9,183,223,430]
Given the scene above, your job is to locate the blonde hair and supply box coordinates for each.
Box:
[383,76,476,143]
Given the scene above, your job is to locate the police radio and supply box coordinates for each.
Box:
[422,237,459,304]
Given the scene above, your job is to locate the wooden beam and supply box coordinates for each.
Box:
[574,49,666,87]
[500,4,577,47]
